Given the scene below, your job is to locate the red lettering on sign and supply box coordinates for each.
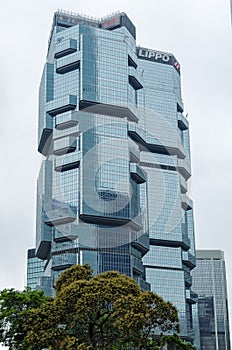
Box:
[102,16,120,29]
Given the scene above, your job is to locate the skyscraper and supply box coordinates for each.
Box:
[192,250,231,350]
[230,0,232,24]
[30,10,198,343]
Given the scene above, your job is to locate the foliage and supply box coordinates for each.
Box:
[23,264,179,349]
[0,287,47,349]
[160,333,197,350]
[55,263,93,294]
[0,266,195,350]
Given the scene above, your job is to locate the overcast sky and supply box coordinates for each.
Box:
[0,0,232,347]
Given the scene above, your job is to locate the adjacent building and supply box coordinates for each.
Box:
[192,250,231,350]
[230,0,232,25]
[28,10,198,343]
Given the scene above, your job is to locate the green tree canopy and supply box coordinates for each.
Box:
[160,333,197,350]
[0,287,47,349]
[24,265,180,349]
[0,265,196,350]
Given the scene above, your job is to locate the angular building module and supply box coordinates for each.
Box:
[192,250,231,350]
[29,10,198,343]
[27,248,45,290]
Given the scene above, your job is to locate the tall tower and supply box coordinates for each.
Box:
[230,0,232,25]
[31,10,198,343]
[192,250,231,350]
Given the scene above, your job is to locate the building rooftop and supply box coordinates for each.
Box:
[48,10,136,51]
[196,249,224,260]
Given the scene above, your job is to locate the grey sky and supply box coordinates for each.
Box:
[0,0,232,347]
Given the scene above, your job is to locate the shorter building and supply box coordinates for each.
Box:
[27,248,45,290]
[192,250,231,350]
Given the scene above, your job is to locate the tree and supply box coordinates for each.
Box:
[0,287,47,349]
[160,333,197,350]
[24,265,180,349]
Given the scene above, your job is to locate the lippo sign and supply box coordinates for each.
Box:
[137,47,180,74]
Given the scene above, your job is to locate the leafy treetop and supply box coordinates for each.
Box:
[24,265,180,349]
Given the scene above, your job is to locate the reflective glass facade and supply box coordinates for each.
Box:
[192,250,231,350]
[27,249,45,290]
[29,10,198,344]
